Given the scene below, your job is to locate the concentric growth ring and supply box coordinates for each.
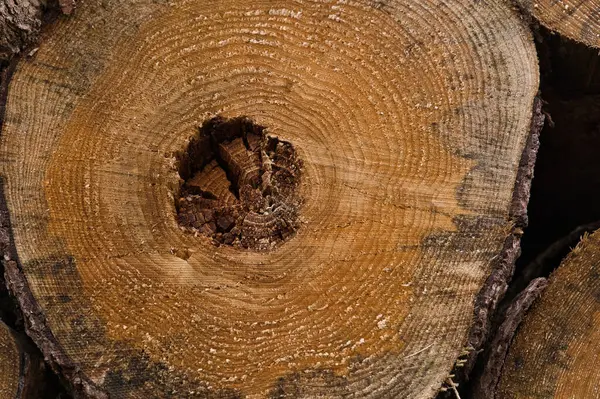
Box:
[517,0,600,48]
[0,0,538,397]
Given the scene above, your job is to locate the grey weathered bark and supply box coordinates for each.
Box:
[0,1,45,63]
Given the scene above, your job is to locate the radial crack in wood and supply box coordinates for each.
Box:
[497,230,600,398]
[517,0,600,48]
[0,0,539,397]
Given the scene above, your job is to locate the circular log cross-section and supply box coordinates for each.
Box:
[0,0,538,397]
[517,0,600,47]
[498,231,600,398]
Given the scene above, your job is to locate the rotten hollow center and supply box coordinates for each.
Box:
[175,116,302,251]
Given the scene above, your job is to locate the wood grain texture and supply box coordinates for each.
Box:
[471,277,547,399]
[0,0,538,397]
[0,321,19,398]
[0,317,56,399]
[498,230,600,398]
[517,0,600,47]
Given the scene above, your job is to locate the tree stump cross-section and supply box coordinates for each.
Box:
[0,0,539,397]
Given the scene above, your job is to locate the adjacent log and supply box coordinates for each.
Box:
[0,320,49,398]
[0,0,539,397]
[0,320,19,397]
[470,277,547,399]
[498,230,600,398]
[517,0,600,47]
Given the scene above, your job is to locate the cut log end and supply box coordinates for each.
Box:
[0,0,539,397]
[518,0,600,48]
[0,320,51,399]
[497,230,600,398]
[0,321,19,397]
[471,277,548,399]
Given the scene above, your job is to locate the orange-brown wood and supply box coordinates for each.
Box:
[0,0,539,397]
[498,230,600,398]
[518,0,600,47]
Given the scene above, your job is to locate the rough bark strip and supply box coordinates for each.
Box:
[505,221,600,306]
[0,0,44,63]
[471,277,548,399]
[0,58,18,131]
[3,259,107,399]
[460,96,544,379]
[509,97,544,229]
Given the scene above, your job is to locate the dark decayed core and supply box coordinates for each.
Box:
[175,116,303,251]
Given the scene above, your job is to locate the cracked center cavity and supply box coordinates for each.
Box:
[175,116,302,251]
